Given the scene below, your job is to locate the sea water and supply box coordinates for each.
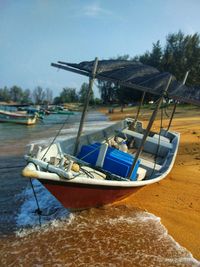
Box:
[1,201,200,266]
[0,111,199,266]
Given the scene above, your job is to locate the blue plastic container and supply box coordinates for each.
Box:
[77,143,140,180]
[77,144,100,165]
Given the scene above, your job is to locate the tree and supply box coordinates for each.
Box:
[116,85,143,106]
[0,86,31,103]
[137,41,163,69]
[97,80,118,104]
[115,54,130,60]
[44,88,53,104]
[32,86,45,104]
[0,87,10,102]
[10,85,23,102]
[97,55,131,104]
[97,57,143,105]
[79,82,94,104]
[21,89,31,104]
[59,87,78,103]
[53,96,61,105]
[162,31,200,85]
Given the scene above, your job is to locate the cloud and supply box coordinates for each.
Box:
[83,2,111,17]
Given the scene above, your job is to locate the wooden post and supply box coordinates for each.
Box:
[128,75,173,179]
[73,58,99,155]
[167,71,189,131]
[135,91,146,120]
[130,91,146,130]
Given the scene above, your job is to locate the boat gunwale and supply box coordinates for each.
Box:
[0,110,36,118]
[23,128,180,188]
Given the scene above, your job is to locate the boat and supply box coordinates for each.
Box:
[48,106,74,115]
[56,109,74,115]
[0,109,38,125]
[22,119,180,210]
[22,58,200,210]
[26,107,50,117]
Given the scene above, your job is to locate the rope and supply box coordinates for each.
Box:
[29,177,61,224]
[79,145,101,161]
[41,115,70,160]
[160,103,163,129]
[80,167,94,179]
[29,178,42,227]
[78,132,118,161]
[27,115,70,226]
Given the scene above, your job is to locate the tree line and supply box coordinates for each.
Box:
[0,86,53,105]
[0,83,101,105]
[53,83,101,105]
[1,31,199,105]
[98,31,200,104]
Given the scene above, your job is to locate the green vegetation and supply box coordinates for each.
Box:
[1,31,200,106]
[0,86,53,105]
[54,87,78,104]
[98,31,200,104]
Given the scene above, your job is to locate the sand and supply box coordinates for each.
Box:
[0,106,199,260]
[100,105,200,260]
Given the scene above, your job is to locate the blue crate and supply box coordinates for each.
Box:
[77,144,100,165]
[77,143,140,180]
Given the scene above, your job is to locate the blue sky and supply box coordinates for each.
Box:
[1,0,200,97]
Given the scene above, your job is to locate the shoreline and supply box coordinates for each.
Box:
[99,105,200,260]
[0,108,199,260]
[0,153,28,235]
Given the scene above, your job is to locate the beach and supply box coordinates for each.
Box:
[100,105,200,260]
[0,109,200,266]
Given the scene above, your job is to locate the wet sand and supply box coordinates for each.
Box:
[0,140,29,234]
[100,105,200,260]
[1,205,199,267]
[0,112,109,234]
[0,115,78,234]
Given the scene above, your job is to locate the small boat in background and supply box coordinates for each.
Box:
[48,106,74,115]
[0,109,38,125]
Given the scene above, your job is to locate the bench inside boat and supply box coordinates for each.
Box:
[60,120,176,181]
[76,129,173,181]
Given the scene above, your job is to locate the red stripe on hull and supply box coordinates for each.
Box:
[39,180,141,210]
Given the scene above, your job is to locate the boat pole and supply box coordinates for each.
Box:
[73,57,99,155]
[128,75,173,179]
[130,91,146,130]
[167,71,189,131]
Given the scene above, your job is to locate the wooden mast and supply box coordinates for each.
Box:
[130,91,146,130]
[167,71,189,131]
[73,58,99,155]
[135,91,146,122]
[128,75,173,179]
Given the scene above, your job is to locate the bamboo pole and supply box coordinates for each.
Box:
[128,75,173,179]
[130,91,146,130]
[167,71,189,131]
[135,91,146,121]
[73,58,99,155]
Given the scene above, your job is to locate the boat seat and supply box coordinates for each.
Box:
[139,158,162,176]
[122,129,172,157]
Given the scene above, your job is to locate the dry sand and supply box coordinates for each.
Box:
[100,105,200,260]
